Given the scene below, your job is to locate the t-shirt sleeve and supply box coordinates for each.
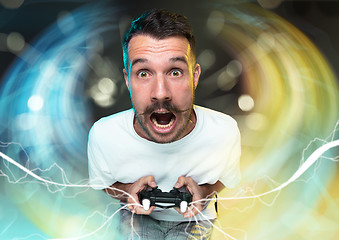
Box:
[219,125,241,188]
[87,124,115,190]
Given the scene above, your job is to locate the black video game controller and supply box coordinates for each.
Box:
[138,186,192,213]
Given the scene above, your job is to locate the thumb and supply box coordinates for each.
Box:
[146,175,157,188]
[174,176,186,188]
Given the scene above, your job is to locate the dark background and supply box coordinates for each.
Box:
[1,0,338,118]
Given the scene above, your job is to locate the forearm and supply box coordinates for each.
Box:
[199,180,225,199]
[104,181,132,202]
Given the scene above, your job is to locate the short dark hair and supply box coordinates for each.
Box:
[122,9,196,70]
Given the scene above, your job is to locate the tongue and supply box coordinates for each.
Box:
[153,113,173,125]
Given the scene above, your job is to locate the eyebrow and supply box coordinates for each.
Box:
[169,57,188,65]
[131,58,148,68]
[130,56,188,69]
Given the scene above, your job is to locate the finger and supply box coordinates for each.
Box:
[128,201,140,213]
[137,175,157,189]
[145,175,157,188]
[134,205,156,215]
[183,206,195,218]
[144,205,156,215]
[184,204,201,218]
[174,176,187,188]
[128,197,142,213]
[173,206,184,216]
[128,192,141,208]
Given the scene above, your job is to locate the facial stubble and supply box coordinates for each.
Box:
[133,95,196,144]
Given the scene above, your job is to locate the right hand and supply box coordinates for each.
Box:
[126,175,157,215]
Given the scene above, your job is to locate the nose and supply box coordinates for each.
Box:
[151,75,171,102]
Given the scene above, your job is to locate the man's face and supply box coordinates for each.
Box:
[123,35,201,143]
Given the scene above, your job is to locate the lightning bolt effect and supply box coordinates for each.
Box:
[0,129,338,239]
[0,1,338,239]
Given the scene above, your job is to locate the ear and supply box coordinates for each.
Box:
[193,63,201,90]
[123,68,129,89]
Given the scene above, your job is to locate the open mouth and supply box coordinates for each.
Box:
[150,111,176,131]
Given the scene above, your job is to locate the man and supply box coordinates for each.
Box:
[88,9,241,239]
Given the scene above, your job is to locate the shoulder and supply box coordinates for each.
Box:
[89,109,133,137]
[195,105,238,132]
[193,105,241,150]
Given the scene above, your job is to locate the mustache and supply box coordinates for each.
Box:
[138,102,191,116]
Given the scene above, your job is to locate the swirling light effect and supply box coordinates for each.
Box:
[0,3,125,239]
[0,1,338,239]
[204,1,339,240]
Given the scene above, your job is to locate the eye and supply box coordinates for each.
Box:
[137,71,150,78]
[170,69,182,77]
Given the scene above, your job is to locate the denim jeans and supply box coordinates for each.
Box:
[119,209,214,240]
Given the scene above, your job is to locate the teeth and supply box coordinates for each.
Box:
[152,117,175,128]
[155,111,169,114]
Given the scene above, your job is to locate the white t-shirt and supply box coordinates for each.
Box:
[88,105,241,221]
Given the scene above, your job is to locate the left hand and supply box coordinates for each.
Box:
[174,176,205,218]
